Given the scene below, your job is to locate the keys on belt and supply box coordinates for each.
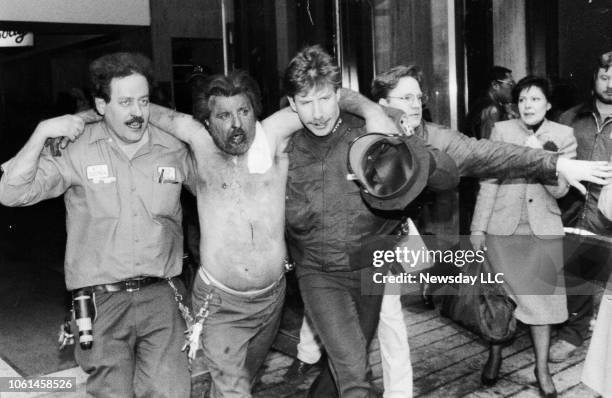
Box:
[90,276,164,294]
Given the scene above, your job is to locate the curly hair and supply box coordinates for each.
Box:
[89,52,154,103]
[371,65,423,101]
[192,70,262,123]
[283,45,341,97]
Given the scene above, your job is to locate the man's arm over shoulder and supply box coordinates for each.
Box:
[149,104,208,147]
[0,115,80,206]
[262,107,304,154]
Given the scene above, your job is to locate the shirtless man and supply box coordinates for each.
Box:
[149,70,400,397]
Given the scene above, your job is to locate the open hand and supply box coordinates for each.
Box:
[556,158,612,195]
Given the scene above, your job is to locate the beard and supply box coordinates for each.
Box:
[209,127,253,156]
[595,89,612,105]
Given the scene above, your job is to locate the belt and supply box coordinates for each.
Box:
[88,277,165,294]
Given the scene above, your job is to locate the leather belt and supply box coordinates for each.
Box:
[89,277,165,294]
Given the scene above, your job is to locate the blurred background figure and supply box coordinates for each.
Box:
[466,66,518,140]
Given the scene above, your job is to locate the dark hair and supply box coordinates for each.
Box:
[488,66,512,84]
[512,75,551,103]
[283,45,341,97]
[592,50,612,85]
[89,52,154,103]
[193,70,262,123]
[371,65,423,101]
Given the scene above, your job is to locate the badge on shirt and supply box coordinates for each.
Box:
[157,166,178,184]
[86,164,115,183]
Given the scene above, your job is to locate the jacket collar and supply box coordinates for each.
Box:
[575,99,599,117]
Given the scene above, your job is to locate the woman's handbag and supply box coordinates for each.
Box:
[439,255,517,343]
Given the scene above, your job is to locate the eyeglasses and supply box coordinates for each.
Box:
[386,93,428,105]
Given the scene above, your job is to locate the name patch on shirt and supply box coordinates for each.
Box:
[86,164,113,183]
[157,166,177,183]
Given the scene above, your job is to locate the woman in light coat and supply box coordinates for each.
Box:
[471,76,577,397]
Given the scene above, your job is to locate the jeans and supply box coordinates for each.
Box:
[191,271,286,398]
[298,267,382,398]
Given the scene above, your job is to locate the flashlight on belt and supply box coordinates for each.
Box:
[72,289,94,350]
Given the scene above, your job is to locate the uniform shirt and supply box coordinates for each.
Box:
[0,122,196,290]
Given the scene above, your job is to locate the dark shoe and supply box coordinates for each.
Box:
[481,348,502,386]
[284,358,318,380]
[548,340,578,363]
[534,369,557,398]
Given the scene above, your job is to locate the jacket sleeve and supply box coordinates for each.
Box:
[469,127,503,233]
[542,127,577,199]
[0,148,71,207]
[434,127,558,182]
[425,145,459,191]
[409,134,459,191]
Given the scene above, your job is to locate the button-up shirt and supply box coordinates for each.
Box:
[0,122,196,290]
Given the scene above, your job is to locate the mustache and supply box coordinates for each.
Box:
[229,127,245,137]
[125,116,145,125]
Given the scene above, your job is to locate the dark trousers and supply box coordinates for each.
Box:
[297,267,382,398]
[559,234,612,346]
[74,281,190,398]
[191,272,286,398]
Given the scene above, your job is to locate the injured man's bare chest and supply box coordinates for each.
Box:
[194,149,289,292]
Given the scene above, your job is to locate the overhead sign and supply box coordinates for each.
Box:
[0,31,33,47]
[0,0,150,26]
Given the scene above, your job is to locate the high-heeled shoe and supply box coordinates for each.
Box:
[481,351,502,386]
[533,369,557,398]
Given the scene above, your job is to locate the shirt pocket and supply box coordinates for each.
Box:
[86,180,120,219]
[152,168,183,217]
[153,184,182,216]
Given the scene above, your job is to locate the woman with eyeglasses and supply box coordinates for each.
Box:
[470,76,577,398]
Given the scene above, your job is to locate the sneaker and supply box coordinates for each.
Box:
[283,359,318,380]
[549,340,579,363]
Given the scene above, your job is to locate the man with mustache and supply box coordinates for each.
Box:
[0,52,195,397]
[549,50,612,363]
[148,70,403,397]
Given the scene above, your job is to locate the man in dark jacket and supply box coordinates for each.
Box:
[549,50,612,362]
[283,45,459,398]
